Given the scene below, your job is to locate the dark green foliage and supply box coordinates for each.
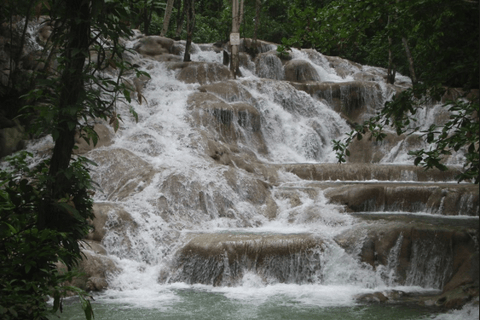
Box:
[0,152,95,320]
[281,0,479,89]
[333,86,479,183]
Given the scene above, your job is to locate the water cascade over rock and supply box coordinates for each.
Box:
[7,22,478,317]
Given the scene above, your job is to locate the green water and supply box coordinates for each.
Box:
[52,289,440,320]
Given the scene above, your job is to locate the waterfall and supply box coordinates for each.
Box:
[19,31,478,318]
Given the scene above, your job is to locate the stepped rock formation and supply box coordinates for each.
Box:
[1,19,478,314]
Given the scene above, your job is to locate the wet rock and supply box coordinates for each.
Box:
[347,131,424,163]
[240,38,278,54]
[277,163,464,182]
[88,148,156,201]
[284,59,320,83]
[21,50,46,71]
[169,233,323,286]
[335,220,479,291]
[198,80,256,105]
[188,91,267,155]
[355,292,389,303]
[157,173,227,221]
[87,202,136,242]
[0,120,25,158]
[134,36,175,57]
[83,240,108,255]
[322,183,479,216]
[291,81,383,123]
[57,249,119,292]
[435,284,479,309]
[255,51,284,80]
[242,79,322,118]
[322,55,362,79]
[36,22,52,46]
[169,61,233,85]
[153,53,183,62]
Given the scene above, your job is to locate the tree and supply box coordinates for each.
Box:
[252,0,261,48]
[0,0,146,318]
[183,0,195,61]
[161,0,175,36]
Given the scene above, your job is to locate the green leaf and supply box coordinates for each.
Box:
[129,106,139,123]
[8,308,17,317]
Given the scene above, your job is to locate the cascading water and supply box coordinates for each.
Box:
[25,35,478,319]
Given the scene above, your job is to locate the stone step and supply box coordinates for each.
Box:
[275,163,464,182]
[166,218,478,300]
[167,232,324,286]
[335,218,479,293]
[277,182,479,216]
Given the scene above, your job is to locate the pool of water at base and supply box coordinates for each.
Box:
[50,288,469,320]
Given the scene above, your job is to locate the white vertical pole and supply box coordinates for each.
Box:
[231,0,239,78]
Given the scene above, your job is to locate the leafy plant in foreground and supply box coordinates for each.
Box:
[0,152,95,320]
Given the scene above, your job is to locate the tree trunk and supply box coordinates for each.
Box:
[253,0,261,49]
[402,37,417,86]
[161,0,175,37]
[386,37,396,84]
[183,0,195,62]
[175,0,185,39]
[143,0,150,35]
[35,0,91,233]
[386,16,395,84]
[48,0,90,196]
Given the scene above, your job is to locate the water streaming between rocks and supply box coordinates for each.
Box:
[18,32,477,319]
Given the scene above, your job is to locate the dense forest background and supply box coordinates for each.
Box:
[2,0,478,113]
[135,0,479,90]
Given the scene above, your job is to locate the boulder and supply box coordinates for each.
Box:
[36,23,52,46]
[335,220,479,291]
[240,38,278,54]
[322,55,362,79]
[198,80,256,105]
[169,61,233,85]
[291,81,383,123]
[87,202,136,242]
[134,36,175,57]
[57,249,120,292]
[187,91,267,155]
[0,121,25,158]
[284,59,320,83]
[255,51,285,80]
[88,148,156,201]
